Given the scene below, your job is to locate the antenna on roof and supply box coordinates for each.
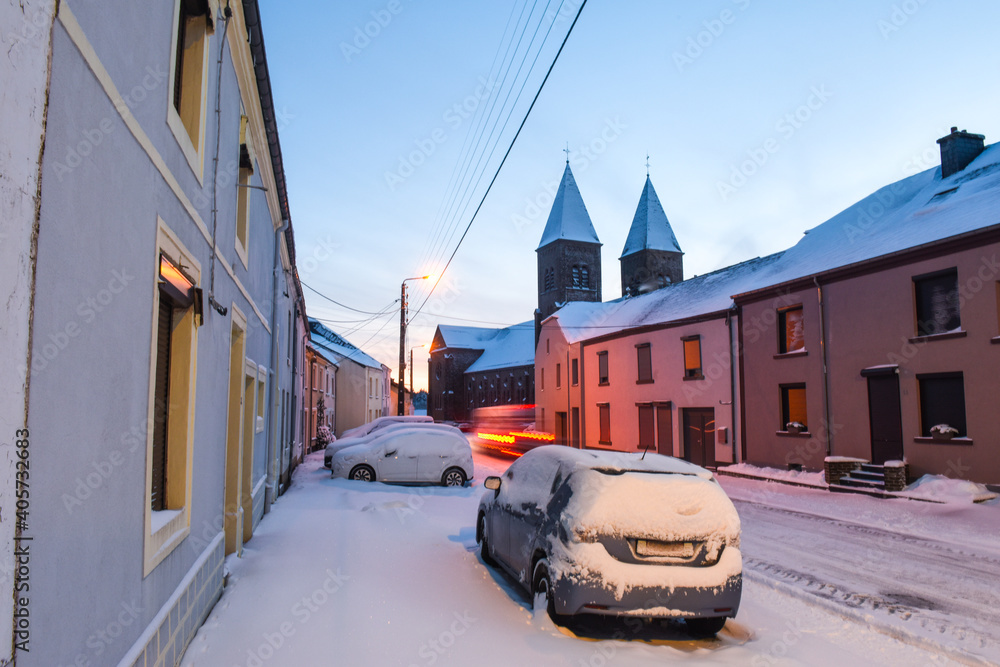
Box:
[564,142,570,164]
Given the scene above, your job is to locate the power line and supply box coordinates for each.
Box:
[301,279,395,315]
[410,0,588,324]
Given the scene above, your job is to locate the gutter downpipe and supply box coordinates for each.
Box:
[813,277,833,457]
[264,218,288,512]
[726,306,738,462]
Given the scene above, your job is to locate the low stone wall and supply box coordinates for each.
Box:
[824,457,866,485]
[883,463,908,492]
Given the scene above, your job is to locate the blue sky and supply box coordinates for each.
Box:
[259,0,1000,391]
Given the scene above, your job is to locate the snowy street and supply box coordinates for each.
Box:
[178,451,997,666]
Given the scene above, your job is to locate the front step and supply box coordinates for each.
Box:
[849,470,885,483]
[838,476,885,490]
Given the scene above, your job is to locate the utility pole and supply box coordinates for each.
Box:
[399,276,431,416]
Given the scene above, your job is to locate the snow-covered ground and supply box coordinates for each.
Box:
[180,451,994,666]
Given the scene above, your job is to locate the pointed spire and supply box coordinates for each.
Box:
[537,163,601,250]
[620,175,682,258]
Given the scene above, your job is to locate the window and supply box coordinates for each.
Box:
[914,269,960,336]
[682,336,702,379]
[544,267,554,292]
[570,265,590,289]
[556,363,561,389]
[780,384,807,431]
[598,403,611,444]
[636,343,652,383]
[546,338,550,354]
[540,368,545,391]
[638,404,654,450]
[597,351,609,385]
[145,219,201,574]
[571,358,578,386]
[256,368,266,433]
[918,373,967,438]
[778,306,804,354]
[168,0,213,174]
[572,266,580,287]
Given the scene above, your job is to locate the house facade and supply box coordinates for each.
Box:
[2,1,308,665]
[737,130,1000,483]
[305,342,338,450]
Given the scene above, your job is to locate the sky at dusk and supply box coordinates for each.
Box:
[258,0,1000,391]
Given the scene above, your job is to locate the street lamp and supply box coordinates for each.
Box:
[399,275,431,416]
[409,343,427,398]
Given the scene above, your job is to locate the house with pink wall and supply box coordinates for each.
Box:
[736,129,1000,484]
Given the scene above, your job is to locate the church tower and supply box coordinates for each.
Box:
[620,175,683,296]
[536,162,602,322]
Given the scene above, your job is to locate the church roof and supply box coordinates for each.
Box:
[537,163,601,250]
[620,175,682,258]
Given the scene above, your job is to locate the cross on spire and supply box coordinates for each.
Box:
[645,152,650,175]
[564,142,570,164]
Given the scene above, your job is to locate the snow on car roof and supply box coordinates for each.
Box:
[526,445,714,479]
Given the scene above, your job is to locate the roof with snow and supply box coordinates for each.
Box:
[309,319,385,370]
[537,163,601,250]
[732,142,1000,297]
[545,253,784,344]
[620,175,682,258]
[433,321,535,373]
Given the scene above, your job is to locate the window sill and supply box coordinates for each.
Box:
[776,430,811,438]
[598,381,609,387]
[774,349,807,360]
[682,374,704,382]
[991,336,1000,345]
[597,440,613,446]
[908,330,967,344]
[636,379,654,385]
[914,436,973,445]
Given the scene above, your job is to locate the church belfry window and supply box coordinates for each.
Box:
[572,266,580,287]
[544,268,554,292]
[571,265,590,289]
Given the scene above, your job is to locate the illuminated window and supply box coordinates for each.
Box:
[778,306,804,354]
[145,219,201,574]
[598,403,611,444]
[168,0,213,175]
[636,343,652,383]
[914,269,960,336]
[780,384,807,431]
[597,351,609,385]
[682,336,702,379]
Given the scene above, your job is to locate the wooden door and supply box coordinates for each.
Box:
[868,374,903,464]
[683,408,715,468]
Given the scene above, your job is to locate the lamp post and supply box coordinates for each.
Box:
[399,275,431,416]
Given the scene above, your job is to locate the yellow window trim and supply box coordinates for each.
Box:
[144,218,202,577]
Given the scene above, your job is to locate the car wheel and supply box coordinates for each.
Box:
[441,467,466,487]
[685,616,727,637]
[479,514,497,566]
[531,558,565,625]
[349,465,375,482]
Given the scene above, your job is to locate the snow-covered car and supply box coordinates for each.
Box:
[324,417,437,468]
[340,415,433,441]
[476,446,742,636]
[331,427,474,486]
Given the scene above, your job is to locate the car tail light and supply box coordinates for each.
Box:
[583,604,609,611]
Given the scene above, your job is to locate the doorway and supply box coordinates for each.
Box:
[682,408,715,468]
[866,371,903,464]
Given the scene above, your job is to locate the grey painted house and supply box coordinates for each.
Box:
[2,1,308,665]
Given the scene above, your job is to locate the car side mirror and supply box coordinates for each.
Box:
[484,476,501,491]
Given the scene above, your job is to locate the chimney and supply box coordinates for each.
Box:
[937,127,986,178]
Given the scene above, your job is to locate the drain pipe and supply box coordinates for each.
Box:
[264,218,288,511]
[813,277,833,456]
[725,307,738,461]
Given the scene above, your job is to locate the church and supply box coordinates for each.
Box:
[428,158,683,426]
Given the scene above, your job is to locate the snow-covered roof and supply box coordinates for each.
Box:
[435,324,504,350]
[545,253,783,344]
[735,142,1000,296]
[309,319,384,370]
[537,163,601,250]
[465,322,534,373]
[620,175,682,258]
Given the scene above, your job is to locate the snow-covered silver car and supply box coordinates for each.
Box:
[324,418,439,468]
[331,428,474,487]
[476,446,742,636]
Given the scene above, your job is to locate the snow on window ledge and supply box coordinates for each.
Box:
[914,436,974,445]
[151,508,183,534]
[776,430,810,437]
[773,349,808,359]
[908,330,967,344]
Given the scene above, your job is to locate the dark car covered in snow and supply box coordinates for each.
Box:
[476,446,742,636]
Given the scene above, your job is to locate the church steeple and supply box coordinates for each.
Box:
[536,162,602,321]
[620,175,683,295]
